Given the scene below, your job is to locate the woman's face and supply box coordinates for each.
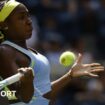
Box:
[4,4,33,40]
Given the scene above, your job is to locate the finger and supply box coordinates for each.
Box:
[85,64,104,69]
[85,63,101,67]
[91,69,104,72]
[24,68,34,79]
[90,63,101,67]
[20,75,25,82]
[88,73,99,77]
[25,67,32,70]
[18,67,24,71]
[19,67,31,72]
[26,67,34,77]
[18,68,26,72]
[91,66,104,70]
[76,53,83,64]
[18,68,29,77]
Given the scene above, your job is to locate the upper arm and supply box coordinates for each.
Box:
[0,45,19,79]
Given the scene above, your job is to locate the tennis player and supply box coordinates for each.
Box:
[0,0,104,105]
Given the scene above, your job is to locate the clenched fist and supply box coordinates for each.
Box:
[17,67,34,103]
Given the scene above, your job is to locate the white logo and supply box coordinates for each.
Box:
[0,90,16,97]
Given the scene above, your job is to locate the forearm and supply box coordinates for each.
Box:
[44,71,72,100]
[16,69,34,103]
[17,81,34,103]
[8,78,34,103]
[51,72,72,98]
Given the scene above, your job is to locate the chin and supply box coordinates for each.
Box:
[26,33,32,39]
[26,36,32,40]
[27,32,32,38]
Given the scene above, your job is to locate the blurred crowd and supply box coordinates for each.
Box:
[18,0,105,105]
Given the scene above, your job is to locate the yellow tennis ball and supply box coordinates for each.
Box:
[59,51,76,67]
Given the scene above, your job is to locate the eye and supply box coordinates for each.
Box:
[22,14,31,20]
[19,15,25,20]
[26,12,31,19]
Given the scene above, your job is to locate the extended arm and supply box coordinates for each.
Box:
[44,54,104,102]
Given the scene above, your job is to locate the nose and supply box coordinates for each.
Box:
[27,17,32,26]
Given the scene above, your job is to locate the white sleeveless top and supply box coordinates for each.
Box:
[2,40,51,105]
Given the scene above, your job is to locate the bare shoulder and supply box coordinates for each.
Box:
[0,44,16,72]
[0,44,15,59]
[0,44,16,78]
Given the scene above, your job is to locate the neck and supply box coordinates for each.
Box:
[7,39,28,49]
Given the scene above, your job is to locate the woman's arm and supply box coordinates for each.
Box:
[16,68,34,103]
[0,47,34,103]
[44,54,104,101]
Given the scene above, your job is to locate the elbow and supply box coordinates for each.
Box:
[18,85,34,103]
[22,99,31,103]
[22,87,34,103]
[21,92,34,103]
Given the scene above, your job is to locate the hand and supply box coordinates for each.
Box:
[18,67,34,84]
[17,67,34,103]
[69,53,104,78]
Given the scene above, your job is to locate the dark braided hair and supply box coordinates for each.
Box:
[0,0,21,42]
[0,0,8,42]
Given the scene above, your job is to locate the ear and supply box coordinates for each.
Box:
[0,22,8,30]
[0,22,3,30]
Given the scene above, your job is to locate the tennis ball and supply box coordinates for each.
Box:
[59,51,76,67]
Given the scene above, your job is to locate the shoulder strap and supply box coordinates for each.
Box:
[0,41,36,100]
[2,40,35,68]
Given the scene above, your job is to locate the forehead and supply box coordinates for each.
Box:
[14,4,28,14]
[6,4,28,20]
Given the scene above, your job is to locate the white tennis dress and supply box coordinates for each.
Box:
[2,40,51,105]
